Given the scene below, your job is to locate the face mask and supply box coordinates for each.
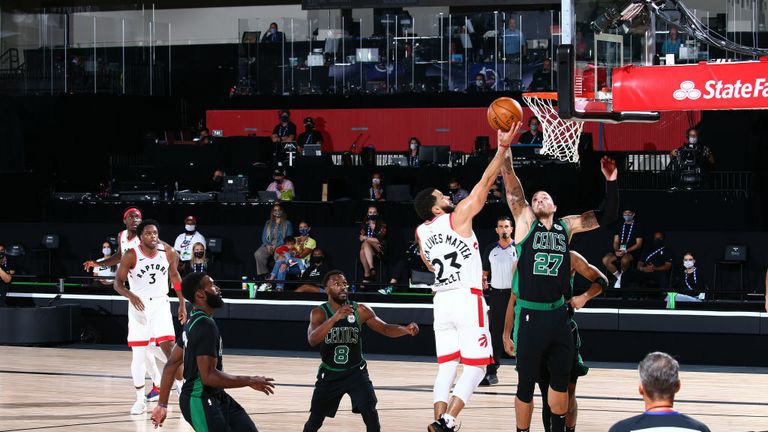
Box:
[487,81,495,87]
[213,176,223,184]
[530,124,538,131]
[270,28,276,33]
[410,143,418,150]
[372,178,381,185]
[280,115,289,122]
[299,228,310,236]
[185,224,196,232]
[683,259,694,269]
[368,214,378,221]
[272,211,283,218]
[206,291,224,309]
[501,232,508,239]
[311,255,324,264]
[450,188,459,193]
[654,237,664,245]
[688,137,698,145]
[102,248,111,256]
[623,215,634,222]
[275,178,284,184]
[194,251,205,259]
[305,125,314,131]
[476,80,484,86]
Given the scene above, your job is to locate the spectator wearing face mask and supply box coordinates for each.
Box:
[296,117,323,154]
[448,178,469,204]
[407,137,421,167]
[0,243,14,306]
[271,109,296,144]
[267,169,295,201]
[670,128,714,167]
[359,206,386,283]
[467,73,488,93]
[626,231,673,293]
[93,241,117,287]
[254,204,293,277]
[294,221,317,265]
[174,216,206,274]
[603,209,643,288]
[485,74,497,92]
[261,22,284,43]
[295,248,330,293]
[518,117,543,145]
[188,242,208,275]
[366,172,386,201]
[666,251,706,308]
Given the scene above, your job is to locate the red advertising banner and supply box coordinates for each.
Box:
[613,58,768,112]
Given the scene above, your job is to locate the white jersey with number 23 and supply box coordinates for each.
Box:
[417,213,482,293]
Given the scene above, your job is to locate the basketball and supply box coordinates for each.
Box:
[487,97,523,132]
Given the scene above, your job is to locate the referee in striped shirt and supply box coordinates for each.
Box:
[480,216,518,385]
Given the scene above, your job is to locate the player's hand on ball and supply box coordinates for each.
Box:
[249,376,276,395]
[151,405,167,428]
[497,121,523,148]
[600,156,618,181]
[405,322,420,336]
[129,293,145,311]
[503,336,515,357]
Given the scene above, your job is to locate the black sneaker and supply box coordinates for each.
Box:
[486,373,499,385]
[427,418,455,432]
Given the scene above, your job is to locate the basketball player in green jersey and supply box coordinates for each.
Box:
[500,154,618,432]
[304,270,419,432]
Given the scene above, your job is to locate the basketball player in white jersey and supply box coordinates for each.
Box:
[83,208,181,402]
[414,124,521,432]
[114,219,186,414]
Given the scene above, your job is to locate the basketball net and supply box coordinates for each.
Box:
[522,92,584,163]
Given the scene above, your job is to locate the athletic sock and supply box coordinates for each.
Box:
[175,379,184,392]
[566,427,576,432]
[441,414,456,428]
[551,413,567,432]
[135,387,145,402]
[517,428,530,432]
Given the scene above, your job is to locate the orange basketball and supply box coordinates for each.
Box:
[487,97,523,132]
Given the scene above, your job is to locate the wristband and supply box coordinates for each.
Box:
[593,277,608,291]
[173,281,181,292]
[158,402,168,408]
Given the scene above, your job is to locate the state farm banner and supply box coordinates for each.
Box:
[612,59,768,111]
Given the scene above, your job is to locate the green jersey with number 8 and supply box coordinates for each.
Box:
[513,219,572,303]
[319,301,364,371]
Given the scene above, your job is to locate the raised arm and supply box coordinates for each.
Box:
[451,125,522,234]
[358,304,419,338]
[569,251,608,310]
[501,141,536,240]
[561,156,619,237]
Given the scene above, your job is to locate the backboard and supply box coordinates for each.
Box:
[557,0,766,122]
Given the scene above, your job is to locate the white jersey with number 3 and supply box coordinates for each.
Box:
[128,245,171,298]
[417,214,482,293]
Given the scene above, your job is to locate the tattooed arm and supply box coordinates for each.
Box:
[501,145,536,244]
[562,156,619,237]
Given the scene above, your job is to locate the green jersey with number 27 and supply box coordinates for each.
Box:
[513,219,572,303]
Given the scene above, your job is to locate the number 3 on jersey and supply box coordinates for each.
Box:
[533,252,563,276]
[334,345,349,364]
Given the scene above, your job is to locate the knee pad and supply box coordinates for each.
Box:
[433,360,459,404]
[517,377,536,403]
[452,365,485,404]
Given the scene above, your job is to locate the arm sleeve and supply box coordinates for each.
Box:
[594,180,619,227]
[190,319,218,358]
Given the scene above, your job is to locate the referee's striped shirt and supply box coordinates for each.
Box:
[482,241,518,289]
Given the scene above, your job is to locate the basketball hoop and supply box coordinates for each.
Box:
[522,92,585,163]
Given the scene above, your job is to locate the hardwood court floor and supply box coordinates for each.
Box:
[0,346,766,432]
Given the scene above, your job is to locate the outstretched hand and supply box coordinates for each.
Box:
[497,121,523,148]
[601,156,617,181]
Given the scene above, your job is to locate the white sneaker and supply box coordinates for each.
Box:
[174,379,184,394]
[130,400,147,415]
[613,275,622,288]
[257,283,273,292]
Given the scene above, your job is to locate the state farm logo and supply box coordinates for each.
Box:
[674,78,768,100]
[673,81,701,100]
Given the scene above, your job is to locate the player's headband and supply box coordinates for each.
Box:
[123,208,143,220]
